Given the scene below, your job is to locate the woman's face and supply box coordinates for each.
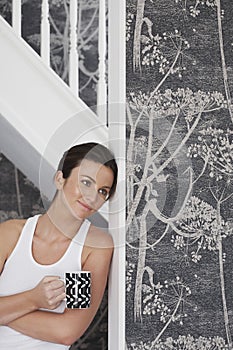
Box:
[57,159,114,220]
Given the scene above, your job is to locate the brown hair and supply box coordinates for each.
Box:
[57,143,118,199]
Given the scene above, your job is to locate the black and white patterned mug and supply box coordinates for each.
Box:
[64,271,91,309]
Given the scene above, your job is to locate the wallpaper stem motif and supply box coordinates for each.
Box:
[126,0,233,349]
[14,166,23,218]
[133,0,146,72]
[216,0,233,123]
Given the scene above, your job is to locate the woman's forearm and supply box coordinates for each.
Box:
[8,310,69,345]
[8,247,113,345]
[0,276,65,326]
[0,290,37,325]
[8,308,95,346]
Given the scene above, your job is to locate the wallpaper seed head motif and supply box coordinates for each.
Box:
[126,0,233,349]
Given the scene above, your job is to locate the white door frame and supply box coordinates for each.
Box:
[108,0,126,349]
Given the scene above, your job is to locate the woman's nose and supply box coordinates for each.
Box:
[84,190,100,205]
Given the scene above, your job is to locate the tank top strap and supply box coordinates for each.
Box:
[19,215,40,247]
[5,215,40,264]
[72,219,91,246]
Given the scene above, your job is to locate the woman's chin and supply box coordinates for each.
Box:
[70,210,86,221]
[71,207,93,221]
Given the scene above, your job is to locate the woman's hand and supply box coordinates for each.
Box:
[0,276,65,325]
[31,276,66,310]
[7,228,114,345]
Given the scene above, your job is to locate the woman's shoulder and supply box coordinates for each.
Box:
[0,218,27,246]
[0,217,27,231]
[82,224,114,269]
[85,223,114,250]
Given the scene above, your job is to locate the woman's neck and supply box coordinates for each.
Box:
[44,200,84,241]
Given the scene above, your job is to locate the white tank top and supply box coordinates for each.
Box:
[0,214,91,349]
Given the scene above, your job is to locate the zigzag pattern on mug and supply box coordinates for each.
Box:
[65,272,91,309]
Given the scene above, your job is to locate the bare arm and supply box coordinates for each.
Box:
[0,220,65,325]
[0,277,65,325]
[8,243,113,346]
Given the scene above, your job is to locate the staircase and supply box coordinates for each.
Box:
[0,1,107,201]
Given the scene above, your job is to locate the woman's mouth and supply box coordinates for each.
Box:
[77,200,92,211]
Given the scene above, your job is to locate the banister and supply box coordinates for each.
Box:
[9,0,108,123]
[69,0,79,97]
[97,0,107,124]
[12,0,21,36]
[41,0,50,66]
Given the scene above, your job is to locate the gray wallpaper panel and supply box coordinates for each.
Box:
[126,0,233,349]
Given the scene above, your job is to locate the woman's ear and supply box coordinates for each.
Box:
[54,170,65,190]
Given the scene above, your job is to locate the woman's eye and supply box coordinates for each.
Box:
[98,188,109,199]
[81,179,92,187]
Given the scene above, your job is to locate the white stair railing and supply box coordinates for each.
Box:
[69,0,79,97]
[12,0,21,36]
[9,0,108,124]
[41,0,50,66]
[97,0,107,123]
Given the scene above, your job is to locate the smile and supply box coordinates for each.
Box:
[77,200,92,211]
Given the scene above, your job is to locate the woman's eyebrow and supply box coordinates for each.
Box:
[80,174,96,183]
[80,175,111,189]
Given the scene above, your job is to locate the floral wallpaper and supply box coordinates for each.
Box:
[2,0,233,349]
[126,0,233,349]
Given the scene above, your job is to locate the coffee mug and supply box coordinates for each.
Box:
[63,271,91,309]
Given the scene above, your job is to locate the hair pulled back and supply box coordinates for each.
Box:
[57,143,118,199]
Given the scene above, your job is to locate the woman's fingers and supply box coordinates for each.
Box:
[51,286,66,299]
[33,276,66,310]
[53,292,66,304]
[45,280,65,309]
[48,279,65,291]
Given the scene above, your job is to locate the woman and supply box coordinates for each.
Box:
[0,142,118,349]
